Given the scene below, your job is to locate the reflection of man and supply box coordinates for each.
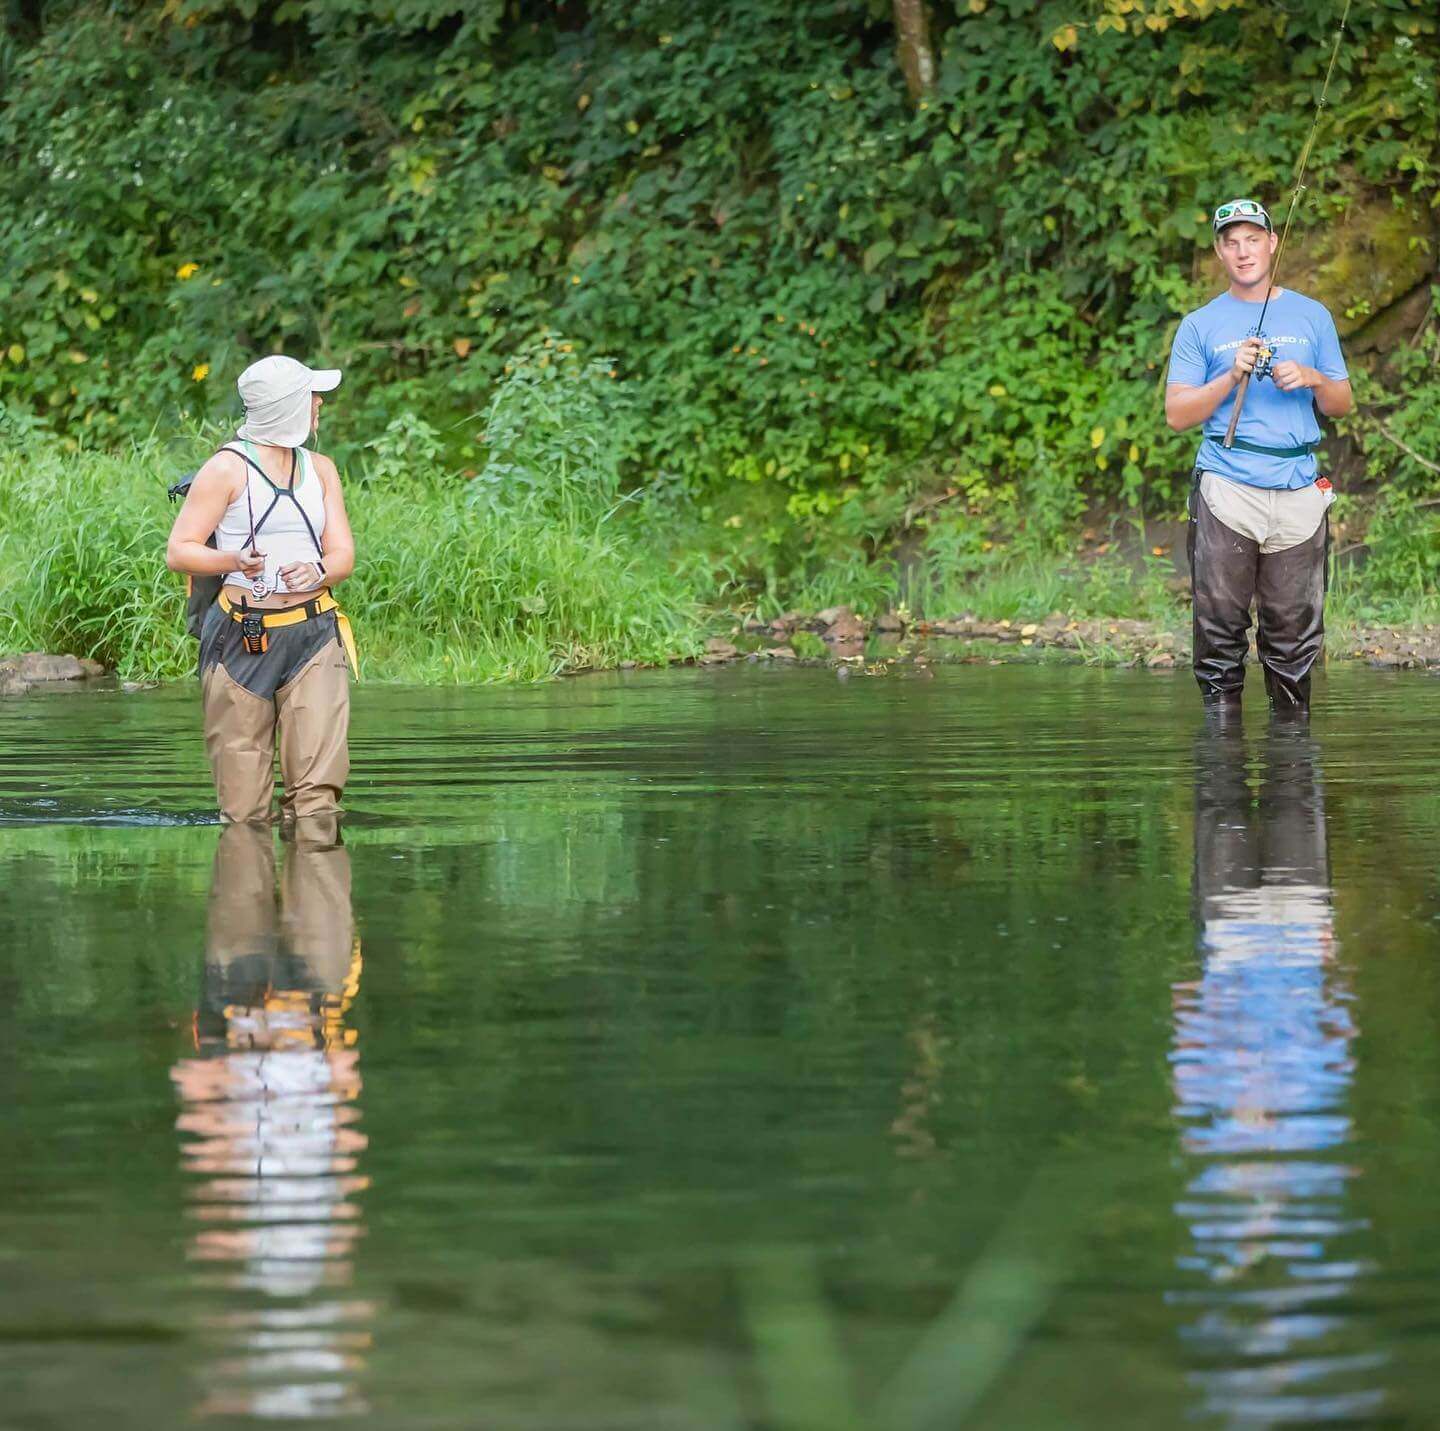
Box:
[171,820,371,1421]
[1172,728,1381,1424]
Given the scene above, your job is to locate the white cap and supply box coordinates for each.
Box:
[236,355,342,447]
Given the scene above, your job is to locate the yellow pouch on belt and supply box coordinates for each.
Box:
[218,590,360,680]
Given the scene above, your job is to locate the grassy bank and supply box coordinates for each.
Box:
[3,344,1438,683]
[6,425,1440,684]
[0,438,710,685]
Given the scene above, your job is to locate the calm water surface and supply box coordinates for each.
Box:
[3,665,1440,1429]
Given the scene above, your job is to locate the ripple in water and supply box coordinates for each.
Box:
[1170,727,1383,1425]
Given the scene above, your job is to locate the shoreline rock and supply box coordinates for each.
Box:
[0,652,109,698]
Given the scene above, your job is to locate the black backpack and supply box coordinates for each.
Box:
[168,465,222,639]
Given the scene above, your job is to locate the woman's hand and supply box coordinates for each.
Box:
[232,549,264,579]
[279,560,324,590]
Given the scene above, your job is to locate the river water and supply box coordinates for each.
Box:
[3,665,1439,1429]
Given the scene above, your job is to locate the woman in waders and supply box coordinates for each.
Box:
[166,356,357,825]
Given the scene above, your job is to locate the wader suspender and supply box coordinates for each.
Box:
[229,445,324,561]
[227,444,324,652]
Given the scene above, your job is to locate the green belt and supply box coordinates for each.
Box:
[1218,437,1320,459]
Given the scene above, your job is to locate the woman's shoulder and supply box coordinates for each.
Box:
[303,447,342,484]
[194,443,249,495]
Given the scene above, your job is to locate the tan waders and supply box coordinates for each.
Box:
[200,592,356,824]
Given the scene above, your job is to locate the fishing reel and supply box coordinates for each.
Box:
[247,546,272,601]
[1248,332,1275,382]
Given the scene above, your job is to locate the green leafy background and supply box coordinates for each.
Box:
[1,0,1437,595]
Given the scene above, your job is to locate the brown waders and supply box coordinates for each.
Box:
[1188,473,1328,714]
[200,592,353,824]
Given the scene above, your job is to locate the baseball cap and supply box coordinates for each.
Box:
[236,355,342,447]
[1212,198,1272,235]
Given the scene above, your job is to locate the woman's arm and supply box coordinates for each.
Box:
[166,452,261,578]
[278,452,354,591]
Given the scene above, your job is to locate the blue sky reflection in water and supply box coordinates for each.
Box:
[3,666,1440,1429]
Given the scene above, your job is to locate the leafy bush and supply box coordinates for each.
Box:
[0,353,702,681]
[1,0,1434,530]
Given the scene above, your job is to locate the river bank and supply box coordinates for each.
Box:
[9,609,1440,700]
[5,437,1439,688]
[688,607,1440,676]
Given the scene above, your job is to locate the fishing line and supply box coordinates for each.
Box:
[1223,0,1353,449]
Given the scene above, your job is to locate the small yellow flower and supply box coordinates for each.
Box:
[988,383,1007,398]
[1090,426,1105,449]
[176,262,199,280]
[192,362,210,382]
[571,274,582,285]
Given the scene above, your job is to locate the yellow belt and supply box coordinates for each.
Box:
[218,589,359,680]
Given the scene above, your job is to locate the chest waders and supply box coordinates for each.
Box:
[197,448,357,826]
[1188,470,1329,714]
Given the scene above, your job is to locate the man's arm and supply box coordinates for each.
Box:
[1165,337,1264,432]
[1271,363,1353,418]
[1271,306,1352,417]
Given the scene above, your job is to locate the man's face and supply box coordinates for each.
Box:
[1214,222,1278,288]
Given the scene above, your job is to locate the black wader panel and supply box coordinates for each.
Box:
[1189,478,1327,711]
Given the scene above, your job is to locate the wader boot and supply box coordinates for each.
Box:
[1189,476,1327,714]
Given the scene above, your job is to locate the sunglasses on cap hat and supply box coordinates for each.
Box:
[1213,198,1272,233]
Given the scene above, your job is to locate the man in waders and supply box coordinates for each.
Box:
[1165,198,1352,715]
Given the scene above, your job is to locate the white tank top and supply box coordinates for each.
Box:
[215,442,327,594]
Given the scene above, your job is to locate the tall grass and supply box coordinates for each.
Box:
[3,342,1431,683]
[0,341,705,683]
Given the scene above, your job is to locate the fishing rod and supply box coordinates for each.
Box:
[1223,0,1353,449]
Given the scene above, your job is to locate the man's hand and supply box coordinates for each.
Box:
[1167,337,1265,432]
[1231,337,1265,382]
[1271,360,1315,393]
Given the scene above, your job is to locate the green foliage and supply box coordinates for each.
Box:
[1332,295,1440,599]
[0,353,703,681]
[2,0,1435,534]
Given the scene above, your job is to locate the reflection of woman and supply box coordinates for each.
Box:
[166,356,356,825]
[171,822,370,1420]
[1172,728,1381,1424]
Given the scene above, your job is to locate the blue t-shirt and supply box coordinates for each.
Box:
[1166,289,1348,490]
